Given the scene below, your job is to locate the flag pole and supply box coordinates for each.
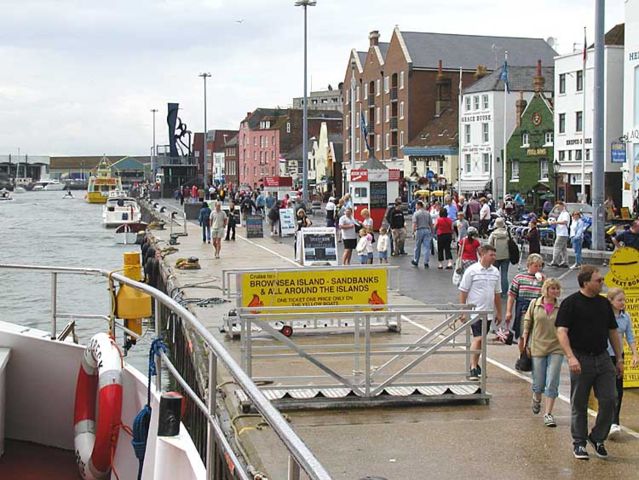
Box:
[458,66,463,193]
[581,26,587,202]
[502,51,508,201]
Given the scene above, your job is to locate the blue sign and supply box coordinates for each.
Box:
[611,142,626,163]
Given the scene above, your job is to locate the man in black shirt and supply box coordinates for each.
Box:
[387,198,406,256]
[556,265,624,460]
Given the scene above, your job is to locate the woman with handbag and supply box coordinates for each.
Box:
[488,217,511,296]
[521,278,563,428]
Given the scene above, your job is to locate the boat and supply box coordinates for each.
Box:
[0,189,13,201]
[102,194,142,228]
[86,156,123,204]
[0,261,322,480]
[13,186,26,194]
[32,178,66,191]
[114,221,148,244]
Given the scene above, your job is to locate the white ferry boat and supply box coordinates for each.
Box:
[32,178,66,191]
[102,193,142,228]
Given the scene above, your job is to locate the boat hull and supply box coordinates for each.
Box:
[86,192,108,204]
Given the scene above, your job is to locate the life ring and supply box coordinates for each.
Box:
[73,333,124,480]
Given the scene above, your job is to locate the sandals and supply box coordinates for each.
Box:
[532,396,541,415]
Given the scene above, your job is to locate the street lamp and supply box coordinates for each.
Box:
[553,158,560,201]
[199,72,212,189]
[295,0,317,205]
[151,108,158,181]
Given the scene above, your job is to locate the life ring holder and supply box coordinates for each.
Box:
[73,333,124,480]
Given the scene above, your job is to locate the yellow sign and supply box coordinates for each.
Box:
[240,268,388,311]
[605,247,639,387]
[526,148,547,156]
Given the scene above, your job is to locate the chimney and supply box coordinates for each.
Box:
[435,60,452,117]
[533,59,545,93]
[474,65,488,80]
[369,30,380,47]
[516,91,527,128]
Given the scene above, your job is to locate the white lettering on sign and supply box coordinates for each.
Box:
[461,114,492,123]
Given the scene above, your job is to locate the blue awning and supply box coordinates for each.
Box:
[403,146,458,157]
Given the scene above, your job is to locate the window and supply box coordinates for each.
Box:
[482,123,489,143]
[540,159,549,180]
[438,159,444,175]
[559,74,566,94]
[558,113,566,133]
[286,122,291,133]
[575,149,583,161]
[356,114,359,128]
[376,107,380,124]
[354,187,368,197]
[568,150,572,161]
[465,154,471,173]
[473,96,479,110]
[482,153,490,172]
[400,71,405,89]
[385,105,390,122]
[545,132,554,145]
[576,70,583,92]
[522,133,529,147]
[400,101,404,119]
[364,88,367,100]
[384,76,389,93]
[356,86,360,101]
[345,114,349,129]
[465,96,471,111]
[376,79,381,96]
[576,111,583,132]
[253,137,257,146]
[511,160,519,180]
[464,124,471,144]
[385,133,390,150]
[400,131,404,147]
[482,94,489,109]
[586,149,591,161]
[346,138,349,153]
[376,134,380,151]
[356,137,360,153]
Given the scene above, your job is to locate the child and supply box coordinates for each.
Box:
[606,288,639,438]
[356,228,372,265]
[377,227,389,264]
[454,211,469,241]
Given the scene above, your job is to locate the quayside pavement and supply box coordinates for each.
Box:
[146,204,638,480]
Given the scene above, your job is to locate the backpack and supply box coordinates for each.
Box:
[507,230,520,265]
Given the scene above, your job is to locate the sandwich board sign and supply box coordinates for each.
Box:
[300,227,338,266]
[279,208,296,236]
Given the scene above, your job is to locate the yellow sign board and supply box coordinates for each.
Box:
[240,268,388,311]
[605,247,639,387]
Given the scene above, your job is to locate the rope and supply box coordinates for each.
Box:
[130,338,168,480]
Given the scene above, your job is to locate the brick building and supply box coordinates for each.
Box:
[193,129,237,185]
[238,108,341,188]
[223,135,239,189]
[342,27,557,179]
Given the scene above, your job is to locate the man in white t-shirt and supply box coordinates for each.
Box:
[458,244,502,380]
[479,198,491,237]
[550,201,571,268]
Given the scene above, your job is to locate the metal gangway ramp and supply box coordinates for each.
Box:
[234,304,492,411]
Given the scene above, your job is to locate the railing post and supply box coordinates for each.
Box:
[353,315,361,375]
[365,314,371,397]
[287,455,301,480]
[51,272,57,340]
[108,276,116,337]
[154,298,162,392]
[207,348,218,480]
[481,313,488,392]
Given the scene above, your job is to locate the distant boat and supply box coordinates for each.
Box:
[114,221,148,244]
[13,186,26,193]
[32,179,66,191]
[86,156,123,204]
[0,188,13,201]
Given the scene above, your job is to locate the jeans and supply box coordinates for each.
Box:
[571,237,583,266]
[610,355,624,425]
[570,351,617,445]
[201,224,211,242]
[413,228,431,265]
[512,298,531,340]
[392,228,406,255]
[552,235,569,266]
[532,353,564,399]
[494,259,510,296]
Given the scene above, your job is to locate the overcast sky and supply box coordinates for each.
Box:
[0,0,626,156]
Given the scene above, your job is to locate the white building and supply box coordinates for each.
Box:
[554,30,624,205]
[624,4,639,210]
[459,66,553,198]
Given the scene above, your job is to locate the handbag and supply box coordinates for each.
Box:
[454,238,466,274]
[507,229,520,265]
[515,307,532,371]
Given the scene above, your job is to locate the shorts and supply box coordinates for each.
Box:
[212,228,224,239]
[358,254,368,264]
[378,251,388,260]
[471,318,492,338]
[343,238,357,250]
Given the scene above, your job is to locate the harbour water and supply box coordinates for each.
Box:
[0,190,150,371]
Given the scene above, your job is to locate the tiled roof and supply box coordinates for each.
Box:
[357,51,367,65]
[464,66,554,93]
[378,42,390,58]
[401,31,556,70]
[406,106,458,148]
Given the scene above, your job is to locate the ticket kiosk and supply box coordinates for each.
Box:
[349,157,400,230]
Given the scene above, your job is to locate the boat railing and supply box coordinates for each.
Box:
[0,263,331,480]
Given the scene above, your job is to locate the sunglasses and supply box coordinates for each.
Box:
[591,278,604,283]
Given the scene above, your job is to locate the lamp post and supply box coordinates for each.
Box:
[553,159,560,201]
[199,72,212,189]
[151,108,158,181]
[295,0,316,205]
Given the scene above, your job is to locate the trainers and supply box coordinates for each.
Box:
[532,397,541,415]
[573,444,589,460]
[544,413,557,427]
[468,367,480,380]
[411,260,418,267]
[477,365,482,376]
[587,435,608,458]
[608,424,621,440]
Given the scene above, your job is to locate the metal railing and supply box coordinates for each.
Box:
[234,304,491,409]
[141,199,188,237]
[0,263,332,480]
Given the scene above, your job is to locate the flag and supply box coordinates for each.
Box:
[499,53,510,93]
[360,111,373,153]
[583,26,587,62]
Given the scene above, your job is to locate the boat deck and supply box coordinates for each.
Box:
[0,439,78,479]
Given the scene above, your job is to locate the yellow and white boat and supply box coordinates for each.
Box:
[85,156,123,204]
